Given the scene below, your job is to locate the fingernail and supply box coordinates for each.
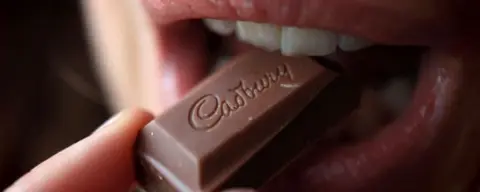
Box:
[92,111,125,134]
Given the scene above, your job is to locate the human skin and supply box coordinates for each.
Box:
[5,109,154,192]
[4,109,256,192]
[83,0,480,191]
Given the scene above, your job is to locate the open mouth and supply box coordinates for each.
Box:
[196,19,431,190]
[201,18,427,141]
[83,0,480,191]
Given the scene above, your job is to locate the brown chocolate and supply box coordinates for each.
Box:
[222,76,360,190]
[135,51,342,192]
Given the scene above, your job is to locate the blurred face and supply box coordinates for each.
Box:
[83,0,480,191]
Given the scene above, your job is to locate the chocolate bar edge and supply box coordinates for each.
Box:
[134,72,335,192]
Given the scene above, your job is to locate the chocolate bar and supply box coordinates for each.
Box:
[135,51,359,192]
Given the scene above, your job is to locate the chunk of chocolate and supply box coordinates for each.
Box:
[135,51,346,192]
[222,76,360,190]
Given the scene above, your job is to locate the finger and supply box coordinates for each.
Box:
[6,108,153,192]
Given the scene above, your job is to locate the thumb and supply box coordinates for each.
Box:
[6,108,153,192]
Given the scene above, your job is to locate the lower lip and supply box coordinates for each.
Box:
[261,47,480,191]
[83,0,480,190]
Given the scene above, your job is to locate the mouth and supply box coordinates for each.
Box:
[83,0,479,191]
[143,0,457,46]
[201,17,426,140]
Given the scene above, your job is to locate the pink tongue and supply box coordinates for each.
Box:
[144,21,209,114]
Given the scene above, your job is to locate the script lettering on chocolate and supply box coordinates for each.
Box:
[188,64,294,130]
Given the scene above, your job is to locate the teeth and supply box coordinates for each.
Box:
[204,19,376,55]
[236,21,282,51]
[281,27,338,56]
[203,19,236,35]
[338,35,373,52]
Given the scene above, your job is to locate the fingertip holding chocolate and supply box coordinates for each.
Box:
[6,108,153,192]
[93,107,154,136]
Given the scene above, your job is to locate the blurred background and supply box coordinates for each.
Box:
[3,1,111,187]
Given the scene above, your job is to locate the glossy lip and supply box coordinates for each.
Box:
[142,0,457,45]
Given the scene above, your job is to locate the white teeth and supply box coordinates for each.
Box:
[236,21,282,51]
[205,19,376,55]
[281,27,338,56]
[203,19,236,35]
[338,35,373,52]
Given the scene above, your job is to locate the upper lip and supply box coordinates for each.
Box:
[142,0,457,46]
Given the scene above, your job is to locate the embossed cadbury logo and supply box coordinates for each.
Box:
[188,63,294,131]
